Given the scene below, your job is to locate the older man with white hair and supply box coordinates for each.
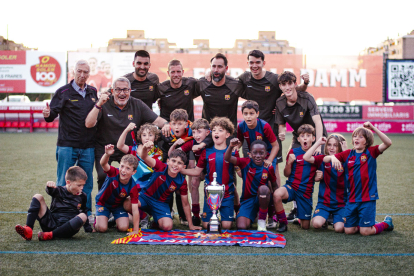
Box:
[43,60,98,222]
[85,76,169,192]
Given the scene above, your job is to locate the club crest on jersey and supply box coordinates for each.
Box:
[300,112,304,117]
[184,90,189,96]
[119,191,127,198]
[315,209,320,214]
[361,155,367,162]
[343,217,346,223]
[77,203,82,209]
[337,166,344,172]
[169,184,177,192]
[149,86,154,91]
[91,98,96,102]
[98,207,104,212]
[265,86,270,92]
[225,95,230,100]
[256,135,263,140]
[128,115,133,120]
[262,173,268,180]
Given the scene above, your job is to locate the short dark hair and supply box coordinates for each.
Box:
[191,118,210,130]
[247,50,265,61]
[241,100,259,113]
[251,140,267,150]
[134,50,150,61]
[65,166,87,182]
[120,154,139,170]
[210,117,234,135]
[170,108,188,122]
[168,59,182,71]
[210,53,228,66]
[297,124,315,136]
[278,71,297,84]
[136,123,161,143]
[169,149,187,164]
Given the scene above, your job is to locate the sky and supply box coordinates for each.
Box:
[1,0,413,56]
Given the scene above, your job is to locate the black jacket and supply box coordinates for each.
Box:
[46,80,98,148]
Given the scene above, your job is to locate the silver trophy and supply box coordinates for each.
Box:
[205,172,225,234]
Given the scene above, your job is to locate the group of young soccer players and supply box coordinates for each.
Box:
[15,71,395,242]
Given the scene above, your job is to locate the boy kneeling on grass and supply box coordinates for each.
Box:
[15,166,93,241]
[95,145,141,235]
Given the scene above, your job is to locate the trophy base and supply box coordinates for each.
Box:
[207,223,222,234]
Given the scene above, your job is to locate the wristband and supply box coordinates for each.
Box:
[95,104,102,110]
[304,81,310,85]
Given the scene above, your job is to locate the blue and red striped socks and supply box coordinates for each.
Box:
[258,207,268,220]
[374,222,389,234]
[276,210,288,224]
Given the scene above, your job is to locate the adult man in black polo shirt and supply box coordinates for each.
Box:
[158,59,198,121]
[238,50,310,182]
[275,71,327,152]
[85,76,169,190]
[124,50,160,109]
[195,53,243,134]
[43,60,97,221]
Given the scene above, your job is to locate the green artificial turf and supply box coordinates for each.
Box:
[1,133,413,275]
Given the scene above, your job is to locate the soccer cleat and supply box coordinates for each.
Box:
[277,222,288,233]
[38,231,53,241]
[292,218,300,225]
[383,216,394,231]
[108,215,116,228]
[192,216,201,227]
[322,220,328,229]
[266,217,277,229]
[140,214,150,229]
[286,207,297,222]
[327,214,334,226]
[257,219,267,231]
[180,217,189,226]
[15,225,33,241]
[88,214,95,226]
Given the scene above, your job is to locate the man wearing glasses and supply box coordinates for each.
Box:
[43,60,98,223]
[85,76,169,191]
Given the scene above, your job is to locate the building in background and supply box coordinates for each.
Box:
[83,30,299,54]
[360,30,414,59]
[0,36,37,51]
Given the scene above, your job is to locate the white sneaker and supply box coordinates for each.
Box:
[267,217,277,229]
[257,219,267,231]
[140,214,150,229]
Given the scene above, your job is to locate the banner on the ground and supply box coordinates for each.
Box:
[112,229,286,248]
[0,51,66,93]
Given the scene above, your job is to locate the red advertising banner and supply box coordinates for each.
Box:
[286,120,414,134]
[363,105,414,120]
[0,80,25,93]
[0,51,26,64]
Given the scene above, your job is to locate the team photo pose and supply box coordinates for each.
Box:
[15,166,93,241]
[225,138,277,231]
[273,124,322,232]
[123,141,202,231]
[94,145,141,235]
[303,134,348,232]
[323,122,394,236]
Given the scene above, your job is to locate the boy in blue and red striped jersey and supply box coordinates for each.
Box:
[324,122,393,236]
[304,134,348,233]
[123,141,202,231]
[273,124,321,232]
[181,117,238,230]
[237,100,280,227]
[95,145,141,235]
[225,138,277,231]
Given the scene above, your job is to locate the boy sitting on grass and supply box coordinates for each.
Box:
[225,138,277,231]
[95,145,141,235]
[324,122,393,236]
[273,124,321,232]
[123,141,202,231]
[15,166,93,241]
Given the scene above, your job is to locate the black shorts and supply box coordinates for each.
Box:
[38,208,58,232]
